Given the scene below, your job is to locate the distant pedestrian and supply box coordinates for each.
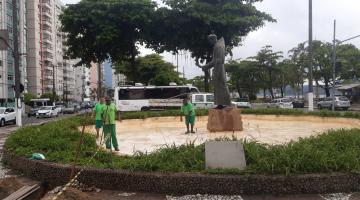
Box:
[93,97,105,138]
[180,98,196,134]
[102,97,119,151]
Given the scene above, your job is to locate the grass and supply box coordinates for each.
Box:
[5,109,360,175]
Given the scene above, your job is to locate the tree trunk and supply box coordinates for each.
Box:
[203,69,210,92]
[263,88,266,99]
[301,84,304,98]
[280,87,284,98]
[324,81,330,97]
[268,69,274,99]
[236,84,242,98]
[203,52,213,92]
[130,44,137,83]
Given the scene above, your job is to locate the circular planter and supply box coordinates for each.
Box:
[3,150,360,195]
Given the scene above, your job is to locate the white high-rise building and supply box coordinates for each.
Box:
[112,69,126,88]
[26,0,64,97]
[0,0,27,106]
[74,65,91,102]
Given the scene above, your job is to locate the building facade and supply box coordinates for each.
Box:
[0,0,27,106]
[112,70,126,88]
[26,0,64,97]
[74,65,90,102]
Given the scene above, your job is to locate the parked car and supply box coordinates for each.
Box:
[232,98,252,108]
[0,107,16,127]
[190,93,215,109]
[267,98,294,109]
[63,104,80,114]
[291,98,305,108]
[36,106,59,118]
[28,107,41,117]
[317,96,350,110]
[55,105,65,114]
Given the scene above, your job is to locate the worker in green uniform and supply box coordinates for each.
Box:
[180,98,196,134]
[93,97,105,138]
[102,97,119,151]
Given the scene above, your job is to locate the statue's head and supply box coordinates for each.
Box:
[208,34,217,46]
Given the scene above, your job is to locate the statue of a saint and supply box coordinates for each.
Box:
[197,34,231,108]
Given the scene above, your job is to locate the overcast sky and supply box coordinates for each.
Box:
[61,0,360,79]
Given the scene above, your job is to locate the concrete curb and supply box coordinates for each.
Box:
[3,150,360,195]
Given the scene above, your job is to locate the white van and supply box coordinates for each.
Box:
[190,93,215,109]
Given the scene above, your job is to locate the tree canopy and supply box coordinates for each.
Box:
[61,0,275,91]
[60,0,156,66]
[115,54,182,86]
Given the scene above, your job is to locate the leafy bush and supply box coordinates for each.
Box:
[5,110,360,175]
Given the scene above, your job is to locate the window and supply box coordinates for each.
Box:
[190,88,199,93]
[195,95,204,103]
[144,88,162,99]
[8,75,13,81]
[5,108,14,113]
[162,88,180,99]
[119,89,145,100]
[206,95,214,102]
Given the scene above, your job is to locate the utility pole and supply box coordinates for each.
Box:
[330,21,360,111]
[12,0,22,126]
[52,64,56,99]
[308,0,314,111]
[332,20,337,111]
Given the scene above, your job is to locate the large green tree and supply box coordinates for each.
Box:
[290,41,360,97]
[225,60,260,100]
[115,54,182,86]
[249,46,283,98]
[288,42,308,97]
[336,44,360,81]
[146,0,275,91]
[60,0,156,67]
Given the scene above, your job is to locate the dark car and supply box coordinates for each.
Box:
[292,99,305,108]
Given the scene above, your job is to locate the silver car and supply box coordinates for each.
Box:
[267,98,294,109]
[317,96,350,111]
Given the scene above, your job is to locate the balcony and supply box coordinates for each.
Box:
[43,54,53,61]
[43,44,53,51]
[43,19,52,27]
[42,0,52,10]
[42,8,52,18]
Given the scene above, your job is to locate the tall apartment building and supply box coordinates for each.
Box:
[112,70,126,88]
[0,0,27,106]
[26,0,64,97]
[74,65,91,102]
[90,62,104,100]
[62,59,75,101]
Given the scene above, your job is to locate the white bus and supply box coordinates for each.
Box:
[114,85,200,111]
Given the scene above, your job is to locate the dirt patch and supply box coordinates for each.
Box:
[0,177,25,199]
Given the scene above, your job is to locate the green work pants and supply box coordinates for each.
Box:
[103,124,118,149]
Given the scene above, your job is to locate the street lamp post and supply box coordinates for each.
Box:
[308,0,314,111]
[331,20,360,111]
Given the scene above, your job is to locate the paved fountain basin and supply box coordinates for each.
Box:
[84,114,360,155]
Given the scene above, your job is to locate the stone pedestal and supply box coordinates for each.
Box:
[207,107,243,132]
[205,141,246,170]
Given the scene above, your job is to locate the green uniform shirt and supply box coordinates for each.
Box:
[93,103,104,121]
[181,103,195,116]
[102,103,117,125]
